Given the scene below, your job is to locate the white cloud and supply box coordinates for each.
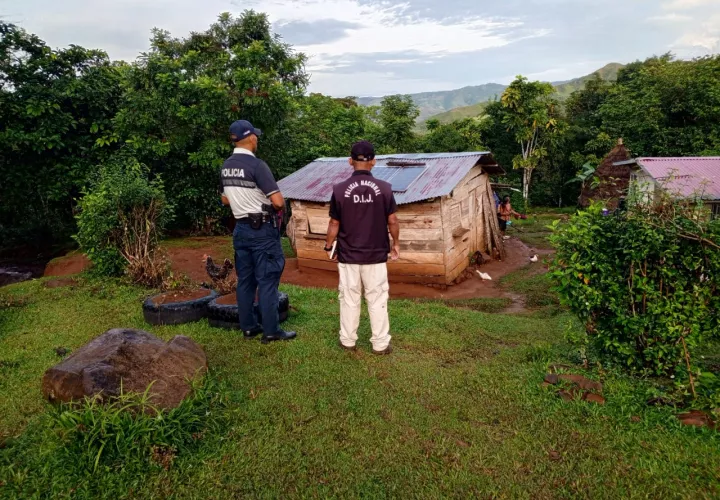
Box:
[245,0,539,58]
[674,33,720,51]
[3,0,719,97]
[375,59,423,64]
[647,13,693,23]
[310,69,459,96]
[662,0,720,10]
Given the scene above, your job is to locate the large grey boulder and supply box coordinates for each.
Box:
[42,328,207,409]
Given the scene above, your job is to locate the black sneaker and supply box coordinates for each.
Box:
[243,325,263,339]
[261,330,297,344]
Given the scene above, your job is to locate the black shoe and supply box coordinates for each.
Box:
[261,330,297,344]
[372,344,393,355]
[338,340,357,352]
[243,325,263,339]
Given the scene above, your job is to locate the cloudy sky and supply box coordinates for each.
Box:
[2,0,719,96]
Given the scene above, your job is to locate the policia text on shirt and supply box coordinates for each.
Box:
[220,120,296,344]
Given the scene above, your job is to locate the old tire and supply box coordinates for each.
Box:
[142,289,219,326]
[207,292,289,330]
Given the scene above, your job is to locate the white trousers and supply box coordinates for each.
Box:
[338,262,392,350]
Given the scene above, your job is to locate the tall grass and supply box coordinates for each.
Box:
[1,376,227,497]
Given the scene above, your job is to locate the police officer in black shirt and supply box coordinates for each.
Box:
[220,120,296,343]
[325,141,400,355]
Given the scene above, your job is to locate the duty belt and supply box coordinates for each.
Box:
[235,214,271,224]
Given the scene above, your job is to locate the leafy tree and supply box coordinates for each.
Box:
[0,23,122,249]
[285,93,368,164]
[596,54,720,156]
[371,95,419,153]
[499,76,560,205]
[114,11,307,231]
[565,162,598,193]
[421,118,485,153]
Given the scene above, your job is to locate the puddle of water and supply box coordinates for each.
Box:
[0,264,43,287]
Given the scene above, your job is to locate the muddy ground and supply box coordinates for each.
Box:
[159,237,548,301]
[36,237,550,309]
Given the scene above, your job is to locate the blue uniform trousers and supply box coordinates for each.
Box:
[233,222,285,335]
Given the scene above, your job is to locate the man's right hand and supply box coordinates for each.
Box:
[390,244,400,261]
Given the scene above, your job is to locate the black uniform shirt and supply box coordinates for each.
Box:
[329,170,398,265]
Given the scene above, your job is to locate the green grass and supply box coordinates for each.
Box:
[508,212,568,250]
[281,236,296,258]
[161,236,296,259]
[501,266,562,311]
[1,276,719,498]
[435,297,512,314]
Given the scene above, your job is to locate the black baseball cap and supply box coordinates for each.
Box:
[229,120,262,142]
[351,141,375,161]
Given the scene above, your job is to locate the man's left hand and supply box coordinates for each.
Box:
[390,244,400,261]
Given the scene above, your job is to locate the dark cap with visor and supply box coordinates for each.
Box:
[230,120,263,142]
[351,141,375,161]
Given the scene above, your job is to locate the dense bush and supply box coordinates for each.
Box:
[0,22,122,250]
[550,202,719,378]
[74,156,173,283]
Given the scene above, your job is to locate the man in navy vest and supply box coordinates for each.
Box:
[325,141,400,354]
[220,120,296,344]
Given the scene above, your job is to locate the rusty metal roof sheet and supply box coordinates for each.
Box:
[278,152,499,205]
[635,157,720,200]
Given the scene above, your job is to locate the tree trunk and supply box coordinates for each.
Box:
[522,168,534,206]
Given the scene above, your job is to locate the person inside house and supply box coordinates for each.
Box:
[324,141,400,355]
[498,195,520,238]
[220,119,296,344]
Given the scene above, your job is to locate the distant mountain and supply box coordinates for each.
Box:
[357,63,624,126]
[423,101,492,127]
[356,83,506,122]
[552,62,623,99]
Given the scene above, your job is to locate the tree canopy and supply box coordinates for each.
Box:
[3,15,720,252]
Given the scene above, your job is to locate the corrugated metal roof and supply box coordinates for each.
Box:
[278,152,496,205]
[636,157,720,200]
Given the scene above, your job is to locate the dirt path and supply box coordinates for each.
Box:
[281,237,551,302]
[41,236,552,310]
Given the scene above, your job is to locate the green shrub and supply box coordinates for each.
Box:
[549,202,719,377]
[74,156,173,283]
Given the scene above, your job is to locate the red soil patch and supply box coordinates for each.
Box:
[151,289,212,306]
[44,253,91,277]
[42,236,550,303]
[44,278,77,289]
[677,410,717,429]
[216,293,237,305]
[282,238,550,300]
[165,238,232,283]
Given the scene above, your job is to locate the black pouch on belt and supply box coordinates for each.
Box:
[249,213,264,229]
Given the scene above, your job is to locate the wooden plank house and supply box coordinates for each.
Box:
[278,152,506,285]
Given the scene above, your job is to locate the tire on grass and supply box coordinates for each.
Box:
[207,292,289,330]
[142,289,219,326]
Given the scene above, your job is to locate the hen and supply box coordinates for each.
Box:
[204,255,234,280]
[203,255,237,295]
